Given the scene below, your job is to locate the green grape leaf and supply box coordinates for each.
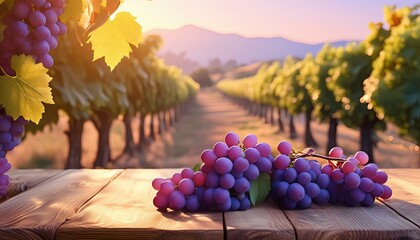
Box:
[0,55,54,123]
[249,173,271,206]
[192,163,201,172]
[88,11,142,70]
[60,0,85,22]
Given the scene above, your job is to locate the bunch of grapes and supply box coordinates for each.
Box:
[271,141,330,209]
[271,143,392,209]
[325,147,392,207]
[152,132,275,212]
[0,108,28,197]
[0,0,67,74]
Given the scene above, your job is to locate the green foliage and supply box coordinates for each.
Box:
[249,173,271,206]
[364,6,420,143]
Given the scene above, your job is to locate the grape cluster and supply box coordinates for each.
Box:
[272,144,392,209]
[151,132,393,212]
[325,147,392,207]
[0,108,28,197]
[271,141,330,209]
[152,132,275,212]
[0,0,67,74]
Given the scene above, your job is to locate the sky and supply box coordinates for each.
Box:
[119,0,418,44]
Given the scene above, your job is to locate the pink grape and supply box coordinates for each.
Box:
[224,132,240,147]
[373,171,388,184]
[244,147,260,163]
[153,192,169,209]
[277,141,292,155]
[178,178,195,196]
[168,190,186,210]
[160,181,175,195]
[213,142,229,157]
[171,173,182,185]
[274,154,290,170]
[243,134,257,148]
[227,146,243,160]
[341,161,356,174]
[255,143,271,157]
[355,151,369,165]
[181,168,194,179]
[381,185,392,199]
[362,163,378,179]
[201,149,217,165]
[193,171,205,186]
[152,178,164,190]
[329,147,343,158]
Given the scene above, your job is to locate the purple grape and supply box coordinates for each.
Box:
[43,9,58,25]
[0,117,11,131]
[362,163,378,179]
[160,181,175,195]
[57,21,67,35]
[349,188,365,203]
[273,169,285,181]
[244,147,260,163]
[178,178,195,196]
[293,158,310,173]
[168,190,186,210]
[12,1,31,19]
[331,169,344,183]
[243,134,257,148]
[42,53,54,68]
[255,157,272,173]
[181,168,194,179]
[214,157,233,174]
[204,188,216,205]
[34,26,51,40]
[317,173,330,189]
[298,194,312,209]
[227,146,243,160]
[230,197,240,211]
[308,160,321,171]
[283,168,297,183]
[31,0,47,8]
[48,23,60,35]
[0,132,12,144]
[233,157,249,173]
[225,132,240,147]
[381,185,392,199]
[214,187,230,205]
[273,181,289,197]
[371,183,384,197]
[243,163,259,181]
[216,197,231,212]
[373,171,388,184]
[46,36,58,50]
[10,21,29,37]
[201,149,217,165]
[361,193,375,207]
[274,154,290,170]
[304,182,320,198]
[186,195,200,212]
[281,197,297,210]
[213,142,229,157]
[344,172,361,189]
[288,183,305,201]
[29,10,46,27]
[321,164,334,176]
[255,143,271,157]
[359,177,374,192]
[239,197,251,211]
[10,122,24,136]
[220,173,235,189]
[277,141,292,155]
[314,189,330,205]
[205,172,220,188]
[297,172,311,186]
[33,40,50,56]
[233,177,250,193]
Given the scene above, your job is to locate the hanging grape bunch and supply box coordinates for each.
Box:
[151,132,392,212]
[0,0,66,75]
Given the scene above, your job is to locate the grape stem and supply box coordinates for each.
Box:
[291,152,346,162]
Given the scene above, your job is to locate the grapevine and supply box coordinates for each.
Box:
[152,132,392,211]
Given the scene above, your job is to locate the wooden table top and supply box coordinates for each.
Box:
[0,168,419,240]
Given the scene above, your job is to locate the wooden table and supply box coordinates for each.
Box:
[0,169,419,240]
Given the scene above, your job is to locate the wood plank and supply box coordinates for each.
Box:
[1,169,62,202]
[0,169,121,240]
[56,169,224,240]
[379,169,420,228]
[283,202,420,240]
[224,200,296,240]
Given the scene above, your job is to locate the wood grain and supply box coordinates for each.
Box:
[379,169,420,228]
[1,169,62,201]
[283,201,420,240]
[224,200,295,240]
[0,169,121,240]
[56,169,224,240]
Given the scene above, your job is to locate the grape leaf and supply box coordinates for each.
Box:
[88,11,142,70]
[60,0,85,22]
[249,173,271,206]
[0,56,54,123]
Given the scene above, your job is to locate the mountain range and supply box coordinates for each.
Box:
[146,25,356,74]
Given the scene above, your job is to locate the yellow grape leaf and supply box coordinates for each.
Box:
[88,11,142,70]
[0,56,54,123]
[60,0,85,22]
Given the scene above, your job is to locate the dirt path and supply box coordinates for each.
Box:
[114,89,420,169]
